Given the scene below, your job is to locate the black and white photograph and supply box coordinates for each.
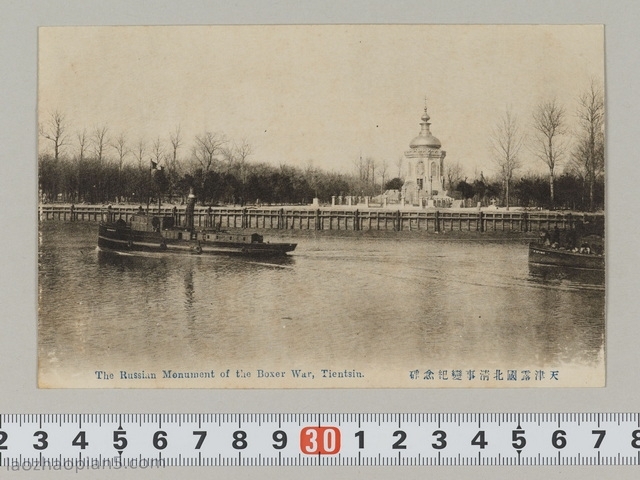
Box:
[37,25,605,388]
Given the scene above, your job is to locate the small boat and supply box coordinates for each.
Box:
[98,193,296,257]
[528,242,604,270]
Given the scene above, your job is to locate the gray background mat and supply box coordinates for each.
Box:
[1,1,637,478]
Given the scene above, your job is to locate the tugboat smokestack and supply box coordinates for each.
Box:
[185,188,196,231]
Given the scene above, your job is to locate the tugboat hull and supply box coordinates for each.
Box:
[98,223,296,257]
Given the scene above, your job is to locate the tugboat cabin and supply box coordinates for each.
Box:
[127,213,264,244]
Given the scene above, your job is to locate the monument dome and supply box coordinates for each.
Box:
[409,108,441,149]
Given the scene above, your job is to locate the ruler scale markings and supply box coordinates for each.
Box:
[3,413,640,466]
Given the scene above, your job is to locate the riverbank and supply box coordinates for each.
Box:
[41,220,541,245]
[39,203,604,236]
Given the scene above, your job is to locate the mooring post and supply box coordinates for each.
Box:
[479,211,484,233]
[435,210,440,233]
[354,209,359,231]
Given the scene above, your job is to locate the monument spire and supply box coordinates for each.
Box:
[421,97,431,135]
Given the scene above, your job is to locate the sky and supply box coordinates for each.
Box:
[38,25,604,179]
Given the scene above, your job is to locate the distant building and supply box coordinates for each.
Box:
[401,104,448,206]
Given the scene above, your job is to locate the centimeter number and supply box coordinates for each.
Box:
[0,413,639,467]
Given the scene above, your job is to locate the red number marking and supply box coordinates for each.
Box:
[300,426,341,455]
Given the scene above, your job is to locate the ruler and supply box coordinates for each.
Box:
[0,413,639,468]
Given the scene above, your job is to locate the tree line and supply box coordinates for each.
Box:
[39,82,604,211]
[38,123,355,207]
[450,172,603,211]
[486,81,604,211]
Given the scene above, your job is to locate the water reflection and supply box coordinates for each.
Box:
[97,248,295,276]
[39,223,605,387]
[528,263,605,288]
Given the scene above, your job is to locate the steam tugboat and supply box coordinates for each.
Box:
[98,192,296,256]
[528,243,604,270]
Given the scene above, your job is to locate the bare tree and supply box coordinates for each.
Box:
[230,140,253,202]
[352,154,367,182]
[234,139,253,165]
[368,157,377,188]
[134,138,146,169]
[111,132,129,172]
[151,137,165,167]
[395,155,404,178]
[109,132,129,202]
[76,129,88,162]
[572,81,605,211]
[39,110,68,160]
[164,126,184,200]
[531,99,567,205]
[490,109,525,209]
[446,161,465,191]
[379,159,389,193]
[192,131,228,174]
[303,159,319,198]
[92,125,109,162]
[169,125,183,169]
[225,138,253,176]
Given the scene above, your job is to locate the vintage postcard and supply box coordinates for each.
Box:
[37,25,605,388]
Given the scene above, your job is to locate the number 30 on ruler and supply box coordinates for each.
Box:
[300,427,341,455]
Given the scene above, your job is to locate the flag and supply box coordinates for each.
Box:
[150,159,164,173]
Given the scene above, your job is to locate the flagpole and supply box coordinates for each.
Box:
[148,158,156,214]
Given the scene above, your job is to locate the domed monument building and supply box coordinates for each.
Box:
[401,104,451,207]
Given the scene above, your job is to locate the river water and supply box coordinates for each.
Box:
[38,222,605,388]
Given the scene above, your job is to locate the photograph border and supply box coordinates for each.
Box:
[2,1,639,479]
